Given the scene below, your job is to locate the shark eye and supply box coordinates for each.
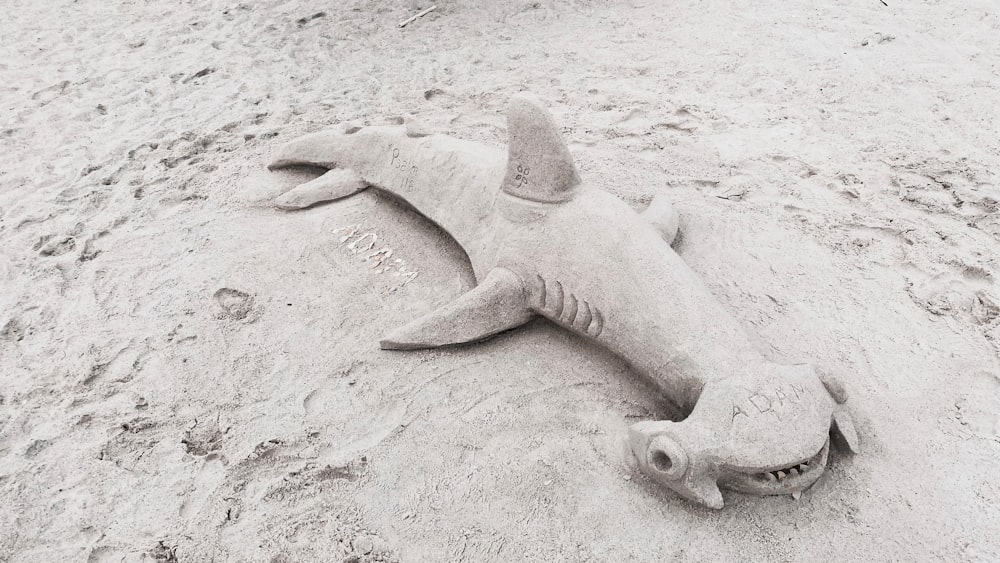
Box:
[648,436,689,480]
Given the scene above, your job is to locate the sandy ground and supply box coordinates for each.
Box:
[2,0,999,561]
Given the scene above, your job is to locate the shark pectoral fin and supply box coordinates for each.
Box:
[267,124,362,170]
[641,194,680,246]
[501,93,581,203]
[380,268,532,350]
[831,410,860,455]
[275,168,367,210]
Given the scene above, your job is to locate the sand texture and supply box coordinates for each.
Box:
[1,0,999,561]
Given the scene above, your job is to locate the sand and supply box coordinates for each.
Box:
[1,0,999,561]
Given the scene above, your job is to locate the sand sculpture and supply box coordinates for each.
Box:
[266,94,859,508]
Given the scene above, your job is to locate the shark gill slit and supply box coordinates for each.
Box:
[551,280,565,316]
[564,294,579,325]
[589,308,604,337]
[577,301,593,332]
[534,274,604,338]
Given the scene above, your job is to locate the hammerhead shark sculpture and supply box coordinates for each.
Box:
[266,94,859,509]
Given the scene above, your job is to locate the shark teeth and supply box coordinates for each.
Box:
[737,440,829,494]
[763,462,810,482]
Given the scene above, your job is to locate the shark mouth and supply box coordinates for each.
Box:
[720,439,830,497]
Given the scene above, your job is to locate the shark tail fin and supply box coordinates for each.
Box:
[380,268,533,350]
[501,93,581,203]
[267,124,362,170]
[275,168,367,210]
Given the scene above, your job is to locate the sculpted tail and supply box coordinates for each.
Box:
[274,168,367,210]
[267,125,363,170]
[267,125,372,209]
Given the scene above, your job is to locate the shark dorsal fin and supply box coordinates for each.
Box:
[501,93,581,203]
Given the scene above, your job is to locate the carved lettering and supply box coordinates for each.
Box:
[387,146,420,192]
[749,394,772,414]
[774,388,788,406]
[332,225,419,290]
[347,232,377,254]
[730,382,814,423]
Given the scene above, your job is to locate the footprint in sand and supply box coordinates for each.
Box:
[36,234,76,257]
[905,266,997,323]
[213,287,255,321]
[0,317,27,342]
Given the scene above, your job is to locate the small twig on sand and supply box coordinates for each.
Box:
[399,5,437,28]
[879,0,888,5]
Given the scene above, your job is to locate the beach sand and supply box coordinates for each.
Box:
[1,0,998,560]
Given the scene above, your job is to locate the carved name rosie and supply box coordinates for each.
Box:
[265,93,860,509]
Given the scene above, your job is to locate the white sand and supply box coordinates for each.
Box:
[1,0,998,561]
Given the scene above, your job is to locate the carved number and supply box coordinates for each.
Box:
[389,146,419,191]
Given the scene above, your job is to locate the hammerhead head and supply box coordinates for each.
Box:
[266,94,859,509]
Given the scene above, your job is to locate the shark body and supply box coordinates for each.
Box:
[267,94,859,509]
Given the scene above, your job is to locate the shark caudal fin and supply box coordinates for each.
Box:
[267,124,362,170]
[275,168,367,210]
[379,268,533,350]
[501,94,581,203]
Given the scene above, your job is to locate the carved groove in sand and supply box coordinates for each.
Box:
[266,93,860,509]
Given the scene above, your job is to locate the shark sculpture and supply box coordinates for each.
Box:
[266,94,859,509]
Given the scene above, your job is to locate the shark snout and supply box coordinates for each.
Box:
[627,420,725,509]
[627,417,833,508]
